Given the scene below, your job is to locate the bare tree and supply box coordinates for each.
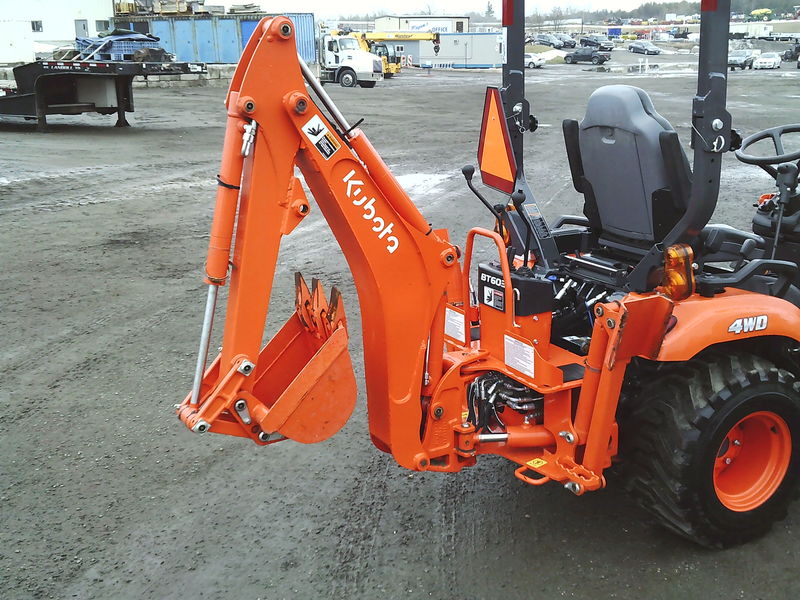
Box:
[550,6,565,31]
[529,10,545,33]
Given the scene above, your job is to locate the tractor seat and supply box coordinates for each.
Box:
[559,85,798,304]
[562,85,692,255]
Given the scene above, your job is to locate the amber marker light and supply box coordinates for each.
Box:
[660,243,695,300]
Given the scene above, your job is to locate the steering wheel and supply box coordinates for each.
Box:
[735,124,800,173]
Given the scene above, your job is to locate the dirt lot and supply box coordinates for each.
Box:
[2,49,799,600]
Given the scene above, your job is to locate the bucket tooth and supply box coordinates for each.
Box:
[294,272,313,329]
[311,278,327,313]
[327,286,347,331]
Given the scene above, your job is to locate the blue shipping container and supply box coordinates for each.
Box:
[113,14,316,64]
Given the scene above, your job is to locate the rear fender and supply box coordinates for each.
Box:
[657,288,800,362]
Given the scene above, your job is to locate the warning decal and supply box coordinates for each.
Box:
[482,285,505,312]
[302,114,341,160]
[504,334,534,378]
[526,457,547,469]
[444,307,466,343]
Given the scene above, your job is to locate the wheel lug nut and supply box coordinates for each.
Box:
[725,457,732,464]
[733,439,741,446]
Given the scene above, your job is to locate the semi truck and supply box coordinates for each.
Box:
[317,31,383,88]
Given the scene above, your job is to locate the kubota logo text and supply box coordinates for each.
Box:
[343,169,399,254]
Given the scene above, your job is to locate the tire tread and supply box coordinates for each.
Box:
[620,352,799,547]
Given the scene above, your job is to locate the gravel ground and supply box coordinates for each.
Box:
[1,48,799,600]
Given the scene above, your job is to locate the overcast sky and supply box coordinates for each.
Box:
[226,0,655,20]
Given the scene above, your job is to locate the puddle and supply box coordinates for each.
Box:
[395,172,452,196]
[586,62,699,75]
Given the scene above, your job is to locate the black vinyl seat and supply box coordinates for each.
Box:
[560,85,800,307]
[562,85,691,255]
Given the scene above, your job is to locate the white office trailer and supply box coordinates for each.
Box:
[402,32,504,68]
[373,15,469,34]
[0,0,113,64]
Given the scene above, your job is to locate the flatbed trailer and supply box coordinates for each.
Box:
[0,60,206,131]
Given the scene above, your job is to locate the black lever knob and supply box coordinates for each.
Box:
[740,238,757,259]
[461,164,475,181]
[511,190,525,208]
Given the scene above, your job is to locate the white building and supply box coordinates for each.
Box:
[374,15,469,34]
[1,0,114,64]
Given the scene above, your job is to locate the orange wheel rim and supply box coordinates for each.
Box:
[713,411,792,512]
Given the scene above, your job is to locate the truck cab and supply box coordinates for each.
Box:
[319,34,383,88]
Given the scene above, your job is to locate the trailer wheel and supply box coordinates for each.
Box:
[339,69,357,87]
[620,353,800,547]
[358,81,377,88]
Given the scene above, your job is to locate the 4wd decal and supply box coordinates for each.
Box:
[728,315,768,335]
[342,169,400,254]
[302,115,341,160]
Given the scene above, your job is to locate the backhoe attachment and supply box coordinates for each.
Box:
[177,16,459,464]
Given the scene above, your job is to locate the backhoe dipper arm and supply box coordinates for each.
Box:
[178,17,459,469]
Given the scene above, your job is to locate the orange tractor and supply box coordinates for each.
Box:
[176,0,800,547]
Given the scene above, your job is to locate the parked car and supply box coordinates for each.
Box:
[580,35,614,51]
[534,33,564,48]
[552,33,576,48]
[753,52,783,69]
[564,48,611,64]
[727,49,755,70]
[524,52,545,68]
[628,40,661,55]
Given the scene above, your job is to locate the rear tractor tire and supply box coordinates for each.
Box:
[620,353,800,547]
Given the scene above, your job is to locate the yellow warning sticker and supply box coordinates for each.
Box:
[461,411,469,421]
[302,114,341,160]
[526,458,547,469]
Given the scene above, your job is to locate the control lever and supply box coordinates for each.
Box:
[734,237,758,270]
[771,162,799,260]
[462,165,505,237]
[511,189,534,270]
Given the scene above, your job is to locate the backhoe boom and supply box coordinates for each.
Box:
[178,17,458,468]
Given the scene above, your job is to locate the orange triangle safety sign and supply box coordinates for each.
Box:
[477,87,517,194]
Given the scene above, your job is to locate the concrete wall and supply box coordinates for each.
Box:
[0,20,34,63]
[2,0,114,62]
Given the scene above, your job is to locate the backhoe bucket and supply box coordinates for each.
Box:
[247,275,357,443]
